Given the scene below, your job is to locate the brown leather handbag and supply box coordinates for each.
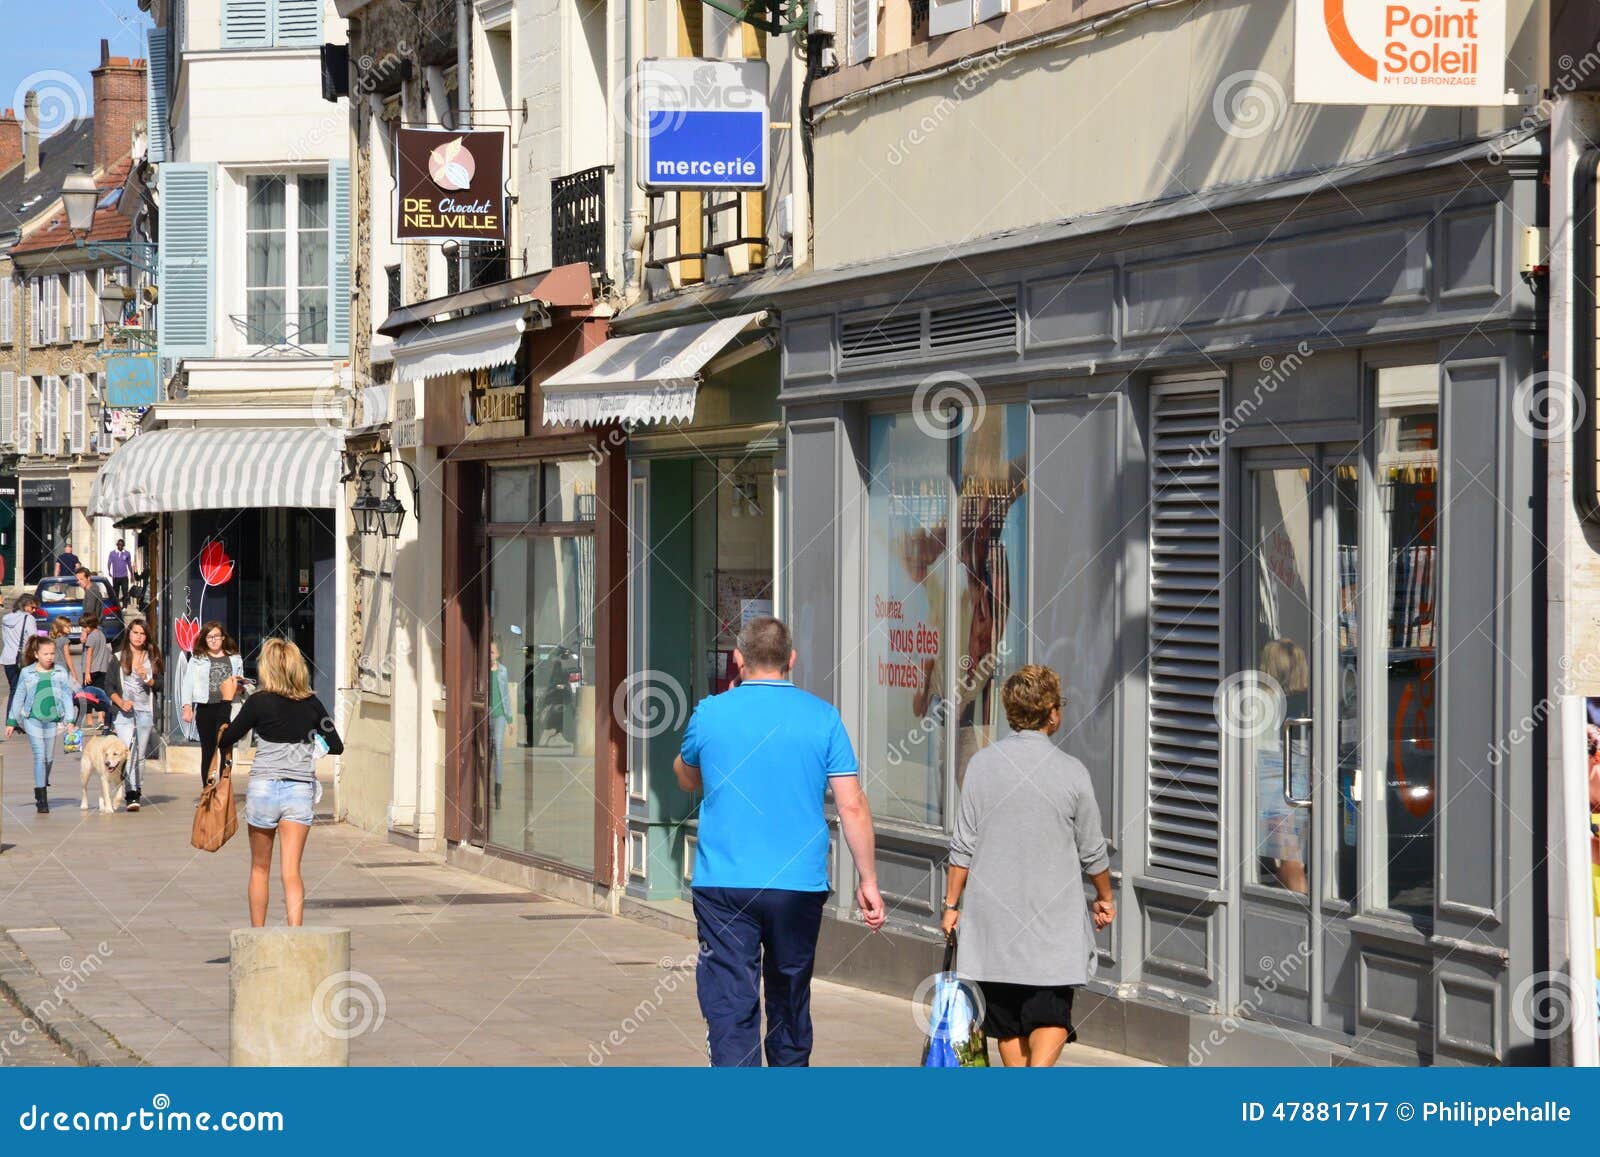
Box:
[190,726,238,852]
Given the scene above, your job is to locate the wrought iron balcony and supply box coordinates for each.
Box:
[551,166,611,277]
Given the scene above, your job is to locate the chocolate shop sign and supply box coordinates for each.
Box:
[395,127,508,242]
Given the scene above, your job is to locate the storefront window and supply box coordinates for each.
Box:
[862,404,1028,829]
[1376,368,1439,916]
[486,460,598,871]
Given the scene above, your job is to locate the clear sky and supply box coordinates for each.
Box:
[0,0,151,135]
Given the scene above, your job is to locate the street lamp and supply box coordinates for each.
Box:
[62,163,99,234]
[60,163,159,274]
[348,456,420,540]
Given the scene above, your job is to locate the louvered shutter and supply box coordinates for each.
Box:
[41,376,59,455]
[222,0,271,46]
[0,371,13,447]
[69,374,87,454]
[0,275,12,344]
[928,0,974,35]
[1146,378,1224,879]
[274,0,322,44]
[848,0,876,65]
[157,163,215,360]
[69,272,86,342]
[329,159,351,355]
[146,26,170,163]
[973,0,1008,21]
[18,376,31,450]
[28,280,39,346]
[47,278,61,343]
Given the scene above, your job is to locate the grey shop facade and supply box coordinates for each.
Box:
[773,134,1553,1067]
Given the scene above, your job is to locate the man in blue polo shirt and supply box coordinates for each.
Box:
[675,615,886,1067]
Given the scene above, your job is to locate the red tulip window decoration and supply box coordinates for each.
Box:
[185,540,237,654]
[174,616,201,655]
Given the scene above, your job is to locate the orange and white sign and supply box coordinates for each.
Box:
[1295,0,1508,106]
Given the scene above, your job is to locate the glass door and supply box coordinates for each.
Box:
[1234,445,1360,1033]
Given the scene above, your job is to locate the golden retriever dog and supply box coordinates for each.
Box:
[79,734,131,813]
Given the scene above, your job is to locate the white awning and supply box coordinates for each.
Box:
[540,312,765,427]
[391,308,526,384]
[88,426,344,518]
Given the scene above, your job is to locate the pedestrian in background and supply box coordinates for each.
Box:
[942,664,1115,1069]
[674,615,886,1067]
[74,566,103,623]
[55,542,80,578]
[220,638,342,927]
[48,617,76,683]
[488,637,512,810]
[6,636,79,813]
[107,539,133,605]
[182,621,243,787]
[108,619,162,812]
[76,613,114,729]
[1,594,38,718]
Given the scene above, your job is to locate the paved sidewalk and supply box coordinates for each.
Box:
[0,735,1147,1067]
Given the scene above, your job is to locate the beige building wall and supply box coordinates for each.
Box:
[809,0,1544,268]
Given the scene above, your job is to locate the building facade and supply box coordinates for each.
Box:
[91,0,352,750]
[0,51,153,594]
[772,0,1573,1066]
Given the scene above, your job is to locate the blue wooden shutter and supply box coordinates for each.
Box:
[157,163,215,360]
[222,0,271,46]
[329,159,350,355]
[146,26,170,163]
[273,0,322,45]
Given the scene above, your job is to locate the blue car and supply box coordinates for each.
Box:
[32,575,125,645]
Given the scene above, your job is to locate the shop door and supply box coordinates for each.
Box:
[1234,445,1362,1035]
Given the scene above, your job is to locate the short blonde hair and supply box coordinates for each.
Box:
[1002,664,1061,732]
[257,637,313,700]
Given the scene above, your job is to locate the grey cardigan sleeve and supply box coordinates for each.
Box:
[949,777,980,868]
[1074,777,1111,876]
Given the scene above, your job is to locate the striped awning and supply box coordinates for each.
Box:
[88,426,344,518]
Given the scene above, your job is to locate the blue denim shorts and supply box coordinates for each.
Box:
[245,777,316,829]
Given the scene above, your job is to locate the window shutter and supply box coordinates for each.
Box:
[847,0,876,64]
[222,0,271,46]
[41,376,59,455]
[69,272,86,342]
[274,0,322,45]
[0,371,13,446]
[972,0,1007,21]
[329,159,351,355]
[1146,379,1225,880]
[48,277,61,343]
[28,279,40,346]
[157,163,216,360]
[928,0,974,35]
[69,374,87,454]
[17,376,31,450]
[0,275,11,344]
[146,26,170,163]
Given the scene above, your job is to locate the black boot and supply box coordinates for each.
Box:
[34,787,49,814]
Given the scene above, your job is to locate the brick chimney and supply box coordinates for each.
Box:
[90,39,146,175]
[23,91,39,178]
[0,109,20,176]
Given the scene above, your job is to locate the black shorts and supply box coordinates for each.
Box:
[978,981,1079,1042]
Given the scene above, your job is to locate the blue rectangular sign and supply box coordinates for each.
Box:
[104,354,162,408]
[638,59,768,191]
[645,110,765,188]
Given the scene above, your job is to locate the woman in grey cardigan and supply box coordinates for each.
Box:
[942,664,1115,1067]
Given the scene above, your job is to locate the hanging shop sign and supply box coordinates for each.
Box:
[637,58,768,190]
[22,478,71,508]
[395,126,508,242]
[1294,0,1508,106]
[105,353,163,407]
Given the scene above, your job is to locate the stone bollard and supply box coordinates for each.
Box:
[229,927,353,1066]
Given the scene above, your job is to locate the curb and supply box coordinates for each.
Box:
[0,932,144,1067]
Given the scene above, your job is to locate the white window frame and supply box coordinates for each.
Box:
[239,169,331,352]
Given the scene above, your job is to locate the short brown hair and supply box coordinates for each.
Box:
[736,616,792,673]
[1001,664,1061,731]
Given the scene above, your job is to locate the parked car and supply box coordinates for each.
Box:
[32,575,125,645]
